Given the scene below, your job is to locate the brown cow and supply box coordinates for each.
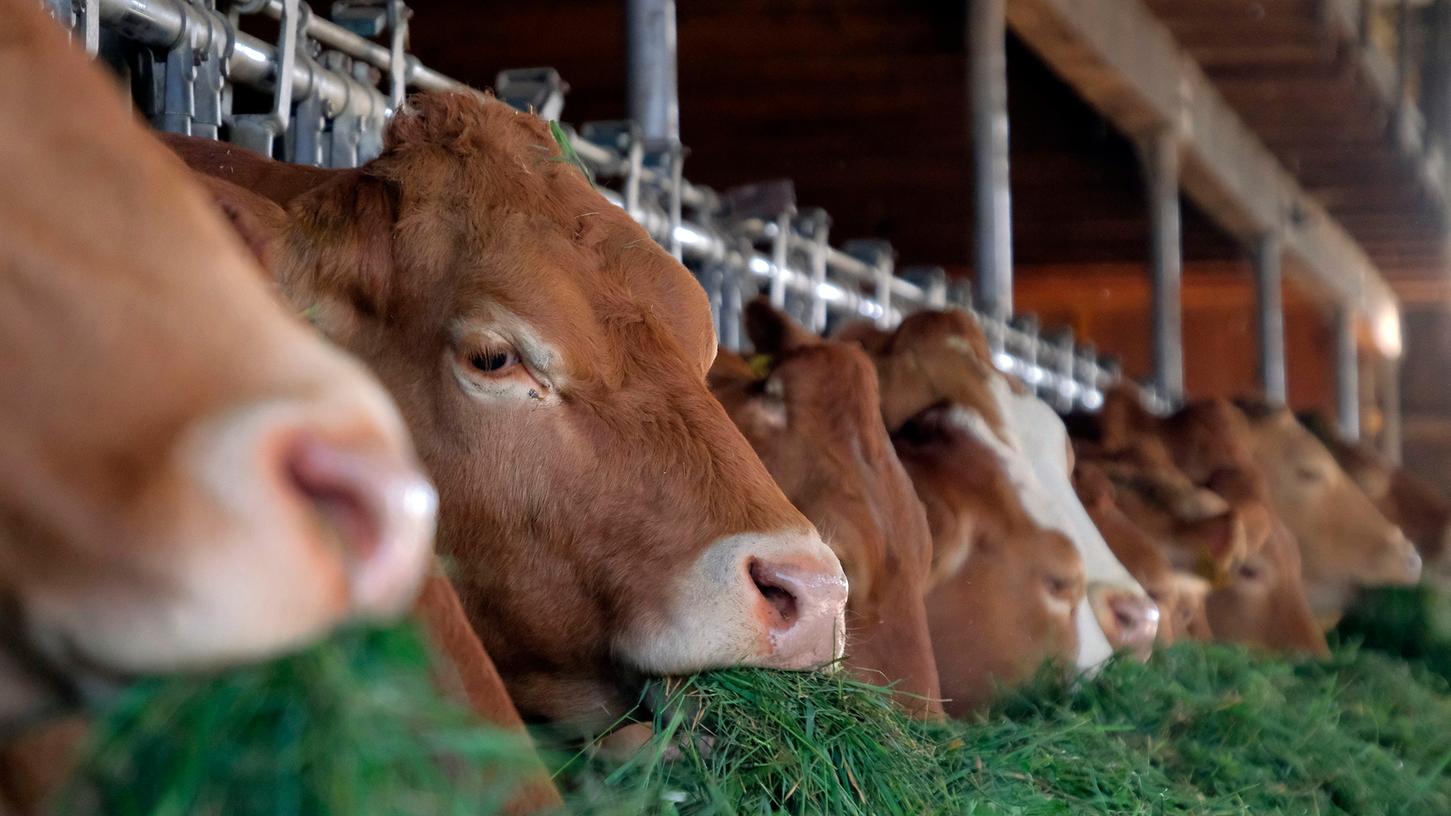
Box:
[709,301,940,716]
[413,573,562,814]
[892,406,1085,716]
[1302,412,1451,588]
[1093,391,1331,651]
[0,0,436,736]
[841,310,1157,666]
[1165,400,1418,623]
[165,94,848,728]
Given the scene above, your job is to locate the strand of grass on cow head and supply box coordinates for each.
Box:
[548,121,596,187]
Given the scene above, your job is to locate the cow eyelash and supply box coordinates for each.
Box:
[470,347,520,374]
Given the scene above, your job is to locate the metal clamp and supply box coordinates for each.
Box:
[385,0,408,110]
[494,67,568,122]
[844,239,895,329]
[230,0,299,155]
[580,121,644,215]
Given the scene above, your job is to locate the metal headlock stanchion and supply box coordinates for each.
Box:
[69,0,1158,414]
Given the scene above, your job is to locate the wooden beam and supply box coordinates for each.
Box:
[1005,0,1400,355]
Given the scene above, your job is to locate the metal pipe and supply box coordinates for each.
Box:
[98,0,387,126]
[626,0,680,149]
[1335,307,1361,439]
[1141,128,1185,405]
[1252,232,1287,405]
[968,0,1013,321]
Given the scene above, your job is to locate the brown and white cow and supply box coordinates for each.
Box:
[841,310,1158,667]
[1302,412,1451,588]
[709,301,940,716]
[165,93,848,728]
[891,405,1085,716]
[1,0,436,737]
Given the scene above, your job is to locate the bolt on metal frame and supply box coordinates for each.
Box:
[71,0,1164,414]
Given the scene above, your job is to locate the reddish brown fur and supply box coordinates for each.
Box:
[413,572,561,814]
[892,408,1084,717]
[1303,413,1451,579]
[1093,391,1327,654]
[710,302,940,716]
[167,94,821,726]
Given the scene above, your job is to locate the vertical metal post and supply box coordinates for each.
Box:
[1335,307,1361,439]
[1252,232,1287,405]
[802,208,831,333]
[769,211,791,308]
[968,0,1012,321]
[1140,128,1185,405]
[626,0,680,148]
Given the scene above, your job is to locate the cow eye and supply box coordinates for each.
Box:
[1043,575,1074,600]
[1237,563,1263,582]
[1295,466,1324,483]
[470,347,520,375]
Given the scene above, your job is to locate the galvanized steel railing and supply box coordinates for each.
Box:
[47,0,1169,415]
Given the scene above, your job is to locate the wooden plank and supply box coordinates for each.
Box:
[1006,0,1400,354]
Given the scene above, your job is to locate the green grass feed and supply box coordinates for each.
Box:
[62,624,534,816]
[61,588,1451,816]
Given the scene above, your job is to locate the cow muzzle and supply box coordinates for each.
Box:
[1087,582,1160,660]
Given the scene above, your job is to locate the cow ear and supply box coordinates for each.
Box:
[282,170,400,316]
[745,298,818,355]
[1185,510,1248,585]
[1072,462,1116,513]
[1099,386,1156,449]
[191,174,288,276]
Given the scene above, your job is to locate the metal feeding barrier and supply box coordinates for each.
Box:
[47,0,1169,415]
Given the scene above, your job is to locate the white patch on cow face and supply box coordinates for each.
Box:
[447,317,563,406]
[940,376,1145,670]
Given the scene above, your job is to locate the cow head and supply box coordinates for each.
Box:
[1303,413,1451,589]
[1233,402,1419,620]
[1,1,435,732]
[893,407,1083,716]
[176,93,848,726]
[844,310,1157,666]
[1093,401,1329,654]
[708,301,940,715]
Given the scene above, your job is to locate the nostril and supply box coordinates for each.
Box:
[287,436,382,561]
[282,434,437,614]
[749,558,801,629]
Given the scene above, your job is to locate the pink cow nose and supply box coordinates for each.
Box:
[286,434,438,615]
[748,556,849,670]
[1089,583,1160,660]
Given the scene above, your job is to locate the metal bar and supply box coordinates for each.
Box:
[968,0,1013,321]
[87,0,1123,415]
[626,0,679,149]
[1252,232,1288,405]
[1141,128,1184,405]
[1336,307,1361,439]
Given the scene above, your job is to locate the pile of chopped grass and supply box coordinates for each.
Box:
[1332,585,1451,681]
[562,642,1451,815]
[557,667,955,815]
[61,624,536,816]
